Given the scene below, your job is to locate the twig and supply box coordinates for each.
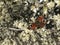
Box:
[8,28,23,31]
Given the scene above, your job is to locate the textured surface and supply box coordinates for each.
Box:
[0,0,60,45]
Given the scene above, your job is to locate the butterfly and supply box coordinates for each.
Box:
[28,16,46,30]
